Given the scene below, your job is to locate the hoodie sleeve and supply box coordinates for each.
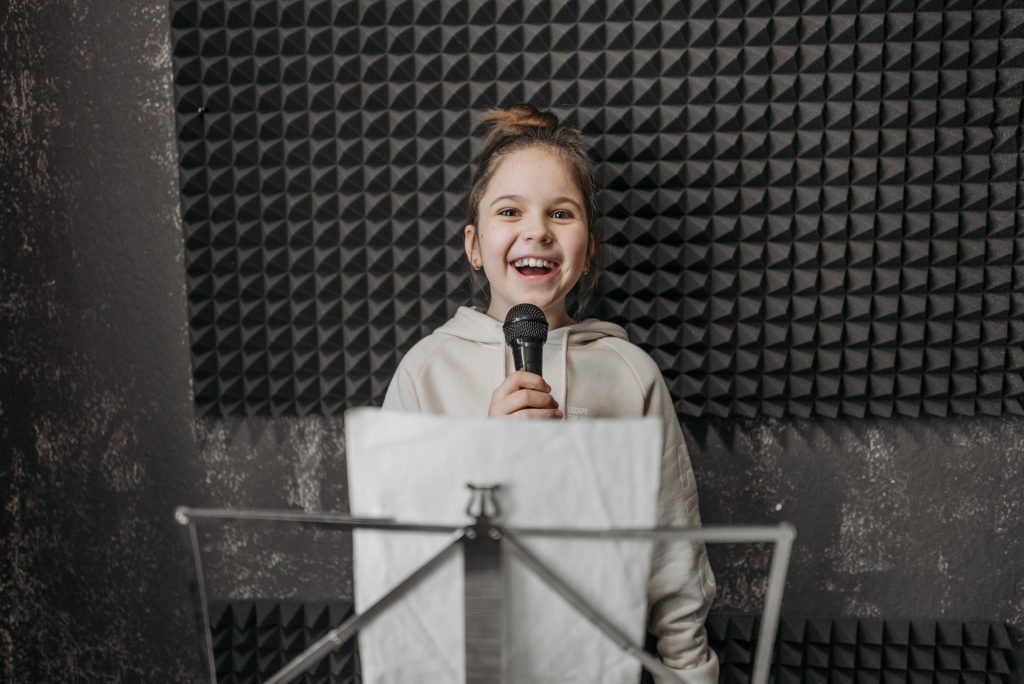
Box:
[382,361,421,412]
[645,371,719,684]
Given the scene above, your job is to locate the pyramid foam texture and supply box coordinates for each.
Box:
[170,0,1024,417]
[698,615,1019,684]
[208,601,359,683]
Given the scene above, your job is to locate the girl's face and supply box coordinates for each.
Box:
[465,147,593,329]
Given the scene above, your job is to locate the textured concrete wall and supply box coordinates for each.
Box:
[0,2,350,681]
[1,0,1021,682]
[685,415,1024,624]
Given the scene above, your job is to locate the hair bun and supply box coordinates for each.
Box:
[479,104,566,149]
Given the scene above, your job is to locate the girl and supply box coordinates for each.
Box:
[383,104,718,683]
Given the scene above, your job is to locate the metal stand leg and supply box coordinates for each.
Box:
[263,530,465,684]
[501,529,689,684]
[464,485,504,683]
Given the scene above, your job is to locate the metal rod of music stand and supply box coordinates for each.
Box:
[177,511,217,684]
[263,530,465,684]
[501,528,688,683]
[175,507,466,684]
[506,523,797,684]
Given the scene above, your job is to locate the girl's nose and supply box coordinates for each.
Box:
[521,214,553,242]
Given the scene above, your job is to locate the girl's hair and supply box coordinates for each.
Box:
[465,104,602,321]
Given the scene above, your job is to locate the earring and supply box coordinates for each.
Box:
[473,262,482,271]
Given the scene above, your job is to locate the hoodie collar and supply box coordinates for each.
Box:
[434,306,629,345]
[434,306,630,416]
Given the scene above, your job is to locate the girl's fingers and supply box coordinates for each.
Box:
[508,408,563,419]
[488,388,559,417]
[504,389,558,413]
[492,371,550,400]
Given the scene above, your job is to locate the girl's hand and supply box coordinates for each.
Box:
[488,371,562,419]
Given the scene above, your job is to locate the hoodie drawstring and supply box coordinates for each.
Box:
[500,320,509,390]
[560,327,570,419]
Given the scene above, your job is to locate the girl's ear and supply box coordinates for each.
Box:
[464,225,481,270]
[587,234,597,267]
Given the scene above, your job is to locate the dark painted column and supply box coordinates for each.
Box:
[2,4,353,679]
[1,2,207,680]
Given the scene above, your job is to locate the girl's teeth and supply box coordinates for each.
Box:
[515,258,552,268]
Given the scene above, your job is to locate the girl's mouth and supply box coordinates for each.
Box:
[511,257,558,278]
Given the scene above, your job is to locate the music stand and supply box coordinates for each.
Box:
[176,489,794,684]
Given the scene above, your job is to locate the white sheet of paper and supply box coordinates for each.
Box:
[346,408,663,684]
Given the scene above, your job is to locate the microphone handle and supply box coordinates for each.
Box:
[511,338,543,376]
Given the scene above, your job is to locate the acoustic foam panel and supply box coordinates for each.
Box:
[211,603,1017,684]
[209,601,359,683]
[704,614,1017,684]
[169,1,1024,418]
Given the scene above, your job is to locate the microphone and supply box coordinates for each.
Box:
[502,304,548,376]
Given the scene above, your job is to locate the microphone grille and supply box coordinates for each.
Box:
[502,304,548,345]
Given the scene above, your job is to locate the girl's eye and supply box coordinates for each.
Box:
[498,208,520,217]
[551,209,573,219]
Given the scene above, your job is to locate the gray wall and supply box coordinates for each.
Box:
[1,1,1020,681]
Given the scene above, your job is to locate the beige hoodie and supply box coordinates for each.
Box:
[383,306,719,683]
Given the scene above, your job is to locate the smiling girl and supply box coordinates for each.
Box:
[383,104,718,682]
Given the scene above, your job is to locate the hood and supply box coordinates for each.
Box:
[433,306,629,346]
[433,307,630,416]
